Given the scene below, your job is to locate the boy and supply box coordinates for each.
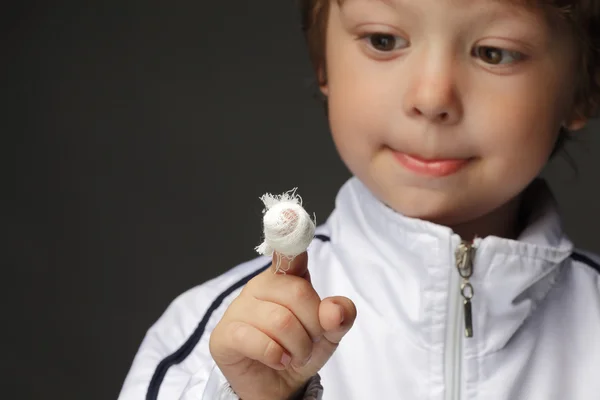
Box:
[119,0,600,399]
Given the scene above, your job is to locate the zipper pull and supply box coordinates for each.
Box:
[462,283,474,338]
[455,241,476,338]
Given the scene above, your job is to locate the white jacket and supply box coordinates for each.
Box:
[119,177,600,400]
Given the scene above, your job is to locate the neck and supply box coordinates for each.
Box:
[450,194,524,242]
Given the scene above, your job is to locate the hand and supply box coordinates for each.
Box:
[209,251,357,400]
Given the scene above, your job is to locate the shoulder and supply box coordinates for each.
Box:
[165,227,333,333]
[149,227,333,352]
[167,256,271,325]
[566,248,600,295]
[147,255,272,364]
[570,248,600,276]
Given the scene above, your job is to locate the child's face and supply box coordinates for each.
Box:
[322,0,585,230]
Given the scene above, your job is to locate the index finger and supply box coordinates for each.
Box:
[271,251,310,280]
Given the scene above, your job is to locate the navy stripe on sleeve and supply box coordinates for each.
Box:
[314,234,331,242]
[146,263,268,400]
[571,251,600,274]
[146,234,331,399]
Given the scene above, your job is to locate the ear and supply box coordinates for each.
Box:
[564,108,588,131]
[317,66,329,97]
[565,118,587,131]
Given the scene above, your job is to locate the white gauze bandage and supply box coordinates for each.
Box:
[255,188,316,274]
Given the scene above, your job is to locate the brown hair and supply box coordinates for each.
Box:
[298,0,600,153]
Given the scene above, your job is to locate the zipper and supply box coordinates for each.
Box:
[445,238,477,400]
[455,240,476,338]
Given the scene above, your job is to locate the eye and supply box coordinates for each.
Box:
[364,33,409,52]
[473,46,524,65]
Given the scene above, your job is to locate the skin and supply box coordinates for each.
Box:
[321,0,587,240]
[209,1,587,399]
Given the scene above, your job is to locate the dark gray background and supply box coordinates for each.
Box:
[5,1,599,399]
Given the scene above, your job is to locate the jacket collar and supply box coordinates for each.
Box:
[329,177,573,353]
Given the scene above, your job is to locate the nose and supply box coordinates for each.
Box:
[403,53,462,125]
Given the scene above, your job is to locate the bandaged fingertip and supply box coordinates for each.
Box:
[255,188,316,274]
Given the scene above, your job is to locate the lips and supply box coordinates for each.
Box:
[394,152,471,177]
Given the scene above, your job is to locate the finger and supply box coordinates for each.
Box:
[270,251,309,280]
[237,300,314,368]
[318,296,357,344]
[252,274,323,342]
[223,321,292,370]
[297,297,357,375]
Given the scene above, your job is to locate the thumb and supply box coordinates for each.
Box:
[270,251,310,281]
[296,296,357,376]
[319,296,357,344]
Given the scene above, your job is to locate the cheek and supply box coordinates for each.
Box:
[327,73,385,161]
[328,65,384,124]
[325,30,396,130]
[471,71,568,164]
[326,54,399,165]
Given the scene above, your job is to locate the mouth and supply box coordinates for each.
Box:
[393,152,472,177]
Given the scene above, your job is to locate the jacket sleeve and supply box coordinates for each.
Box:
[192,364,323,400]
[117,283,225,400]
[117,258,324,400]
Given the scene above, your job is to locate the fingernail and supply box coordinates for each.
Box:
[280,353,291,367]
